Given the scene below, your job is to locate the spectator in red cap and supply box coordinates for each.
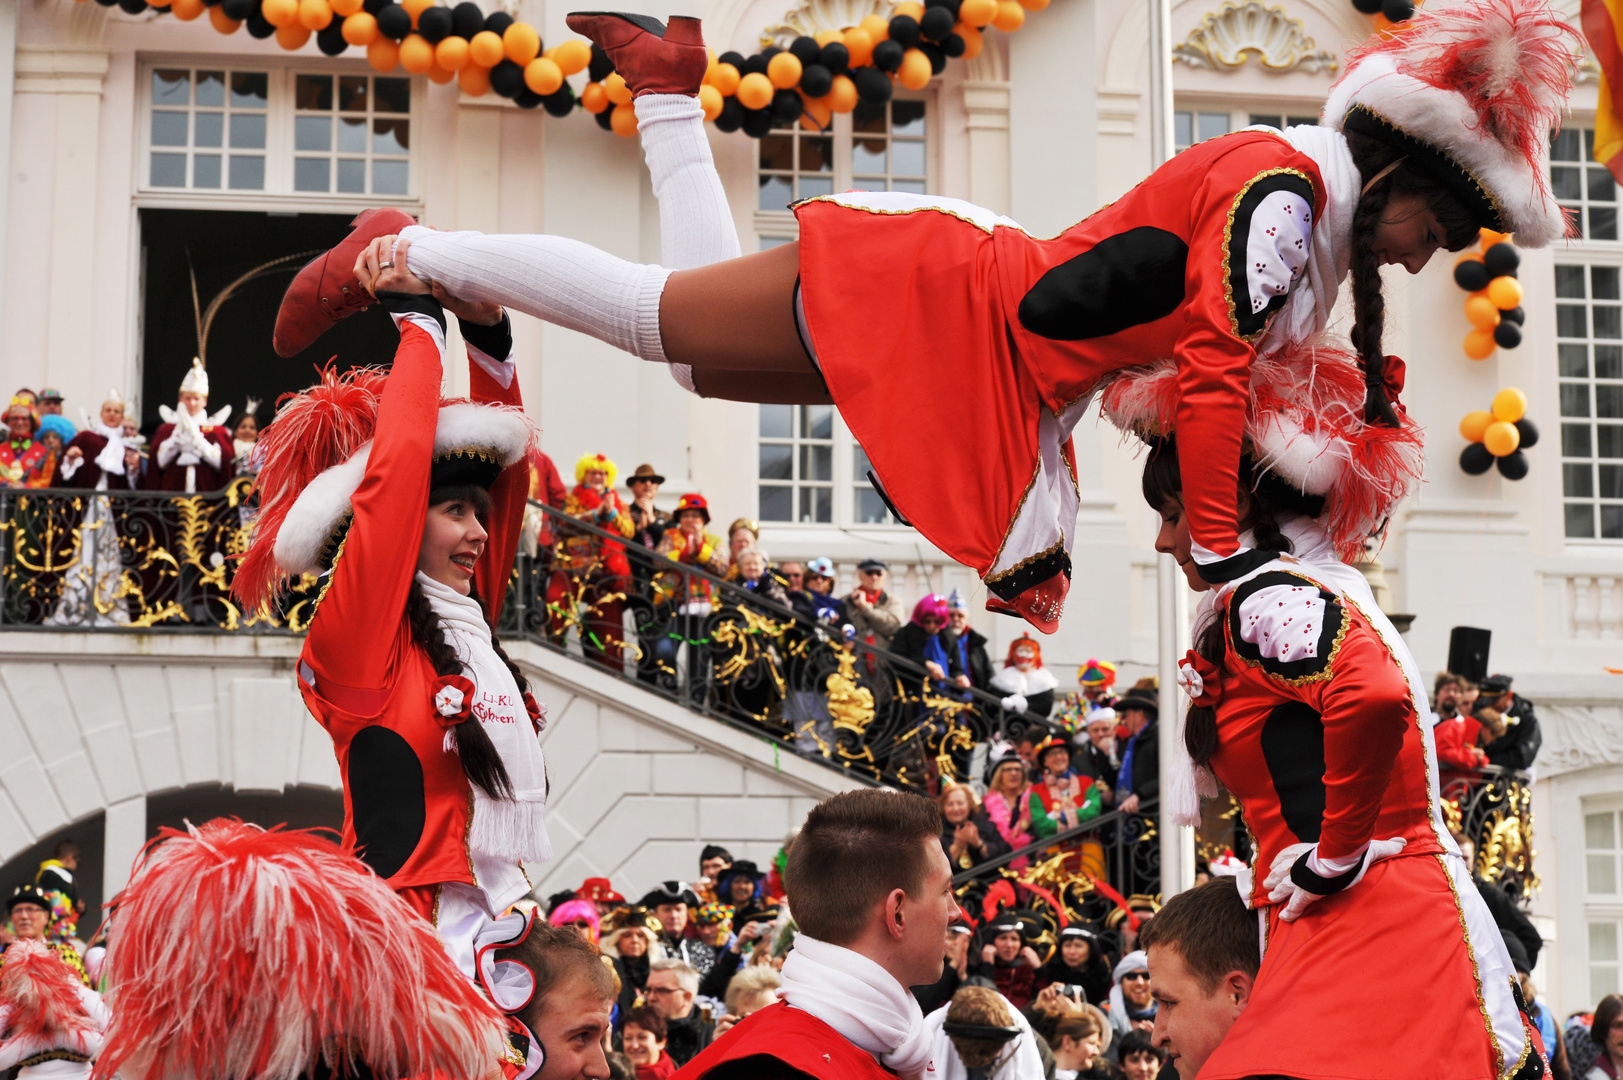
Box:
[654,495,726,696]
[577,877,626,918]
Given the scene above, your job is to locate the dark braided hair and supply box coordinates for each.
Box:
[1344,129,1481,428]
[404,482,535,801]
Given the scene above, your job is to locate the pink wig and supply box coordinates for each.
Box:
[548,899,602,942]
[911,593,949,626]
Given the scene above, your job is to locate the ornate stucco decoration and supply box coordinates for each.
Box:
[762,0,890,47]
[1577,51,1600,83]
[1173,2,1338,74]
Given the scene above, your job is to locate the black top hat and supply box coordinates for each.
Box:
[1115,686,1160,718]
[638,881,701,908]
[6,884,50,914]
[719,860,765,885]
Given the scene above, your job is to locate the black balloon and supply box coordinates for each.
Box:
[595,106,615,130]
[714,96,745,133]
[941,33,965,57]
[489,59,525,98]
[920,39,946,72]
[246,8,276,36]
[450,0,482,36]
[589,43,613,82]
[1351,0,1382,11]
[1460,443,1495,476]
[741,107,774,138]
[317,20,349,52]
[799,62,834,97]
[790,36,821,65]
[919,4,955,41]
[1453,259,1491,292]
[1493,321,1523,349]
[220,0,253,19]
[1514,417,1540,449]
[889,14,921,47]
[362,0,384,14]
[542,83,576,117]
[719,50,746,67]
[762,45,783,61]
[483,10,513,35]
[741,53,770,76]
[1496,449,1530,480]
[853,65,893,103]
[417,5,452,42]
[872,40,905,71]
[1381,0,1414,19]
[1501,305,1525,325]
[93,0,118,8]
[375,3,411,39]
[118,0,149,13]
[514,87,543,109]
[772,88,804,122]
[1483,242,1520,277]
[820,41,849,71]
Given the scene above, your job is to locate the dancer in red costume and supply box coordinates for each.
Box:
[275,0,1571,635]
[232,281,550,983]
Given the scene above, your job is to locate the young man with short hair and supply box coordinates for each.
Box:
[678,788,958,1079]
[1136,877,1260,1079]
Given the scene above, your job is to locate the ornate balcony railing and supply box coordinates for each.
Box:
[1442,764,1539,901]
[0,486,1058,790]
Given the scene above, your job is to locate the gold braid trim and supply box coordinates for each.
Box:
[1435,853,1506,1077]
[1224,569,1350,688]
[1221,167,1315,343]
[984,456,1045,580]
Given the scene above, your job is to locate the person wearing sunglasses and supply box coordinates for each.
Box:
[1107,952,1156,1044]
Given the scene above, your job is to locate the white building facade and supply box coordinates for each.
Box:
[1,0,1621,1019]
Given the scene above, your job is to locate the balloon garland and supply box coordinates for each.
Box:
[82,0,1048,136]
[1459,386,1537,481]
[1452,228,1525,361]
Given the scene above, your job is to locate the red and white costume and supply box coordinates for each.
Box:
[0,940,108,1079]
[146,362,235,494]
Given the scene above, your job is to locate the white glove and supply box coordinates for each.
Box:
[1001,694,1028,715]
[1264,837,1407,922]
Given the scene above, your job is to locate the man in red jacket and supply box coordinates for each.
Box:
[677,789,957,1080]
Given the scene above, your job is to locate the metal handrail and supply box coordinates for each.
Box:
[951,802,1149,886]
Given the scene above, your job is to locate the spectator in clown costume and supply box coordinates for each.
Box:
[1077,659,1118,709]
[651,494,727,690]
[991,634,1060,720]
[550,453,635,671]
[983,751,1037,870]
[1030,736,1106,877]
[31,415,75,488]
[1,398,46,489]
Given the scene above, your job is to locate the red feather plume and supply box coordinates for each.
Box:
[0,939,96,1047]
[93,819,507,1080]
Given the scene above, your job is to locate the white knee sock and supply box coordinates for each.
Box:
[401,226,671,364]
[633,93,741,270]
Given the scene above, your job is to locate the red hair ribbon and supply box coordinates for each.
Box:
[432,674,476,727]
[1178,650,1223,708]
[523,692,547,735]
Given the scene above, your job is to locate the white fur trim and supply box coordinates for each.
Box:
[1324,53,1565,246]
[433,402,531,469]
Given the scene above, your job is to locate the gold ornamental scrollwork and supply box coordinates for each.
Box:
[1173,1,1337,74]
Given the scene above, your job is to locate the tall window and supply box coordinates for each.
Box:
[1587,804,1623,1002]
[758,405,897,526]
[142,63,416,199]
[1172,108,1317,154]
[1557,262,1623,538]
[1553,127,1619,241]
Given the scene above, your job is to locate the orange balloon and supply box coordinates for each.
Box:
[1018,0,1050,10]
[341,10,377,44]
[435,34,469,70]
[400,0,431,23]
[208,4,242,31]
[171,0,205,20]
[1483,420,1521,457]
[504,21,541,65]
[1487,275,1524,309]
[893,1,925,18]
[580,81,610,113]
[698,82,724,121]
[524,56,563,95]
[814,29,843,46]
[1464,294,1501,331]
[1459,410,1493,443]
[1480,227,1511,248]
[708,61,741,95]
[330,0,362,15]
[1492,387,1528,423]
[458,62,491,95]
[399,33,434,72]
[261,0,297,26]
[368,35,400,72]
[843,27,874,67]
[897,48,931,89]
[604,71,633,105]
[829,73,858,112]
[427,63,455,83]
[1464,329,1497,360]
[860,13,890,39]
[147,0,173,8]
[800,93,832,131]
[276,20,312,47]
[958,0,996,27]
[768,51,803,89]
[736,71,774,110]
[610,102,638,137]
[298,0,331,29]
[553,38,591,75]
[992,0,1025,30]
[956,22,983,58]
[469,29,505,67]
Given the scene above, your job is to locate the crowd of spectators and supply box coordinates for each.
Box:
[1433,670,1543,776]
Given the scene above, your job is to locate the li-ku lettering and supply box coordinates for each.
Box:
[473,691,518,724]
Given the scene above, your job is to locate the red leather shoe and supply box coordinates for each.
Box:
[985,569,1070,635]
[273,206,418,358]
[565,12,708,97]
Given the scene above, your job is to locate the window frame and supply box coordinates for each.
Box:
[1170,102,1321,154]
[756,405,904,529]
[135,55,425,213]
[1585,799,1623,1005]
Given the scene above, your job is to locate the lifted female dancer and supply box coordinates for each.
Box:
[277,0,1575,634]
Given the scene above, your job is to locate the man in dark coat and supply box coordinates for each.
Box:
[947,590,993,689]
[1114,685,1160,814]
[1473,674,1542,772]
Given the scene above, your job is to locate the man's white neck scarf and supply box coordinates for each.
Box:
[1253,124,1361,357]
[778,933,936,1079]
[416,571,552,865]
[90,418,126,478]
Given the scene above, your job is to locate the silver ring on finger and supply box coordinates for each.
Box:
[379,260,394,270]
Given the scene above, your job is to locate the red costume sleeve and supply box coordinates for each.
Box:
[465,319,529,627]
[1433,719,1479,770]
[304,313,444,701]
[540,453,567,509]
